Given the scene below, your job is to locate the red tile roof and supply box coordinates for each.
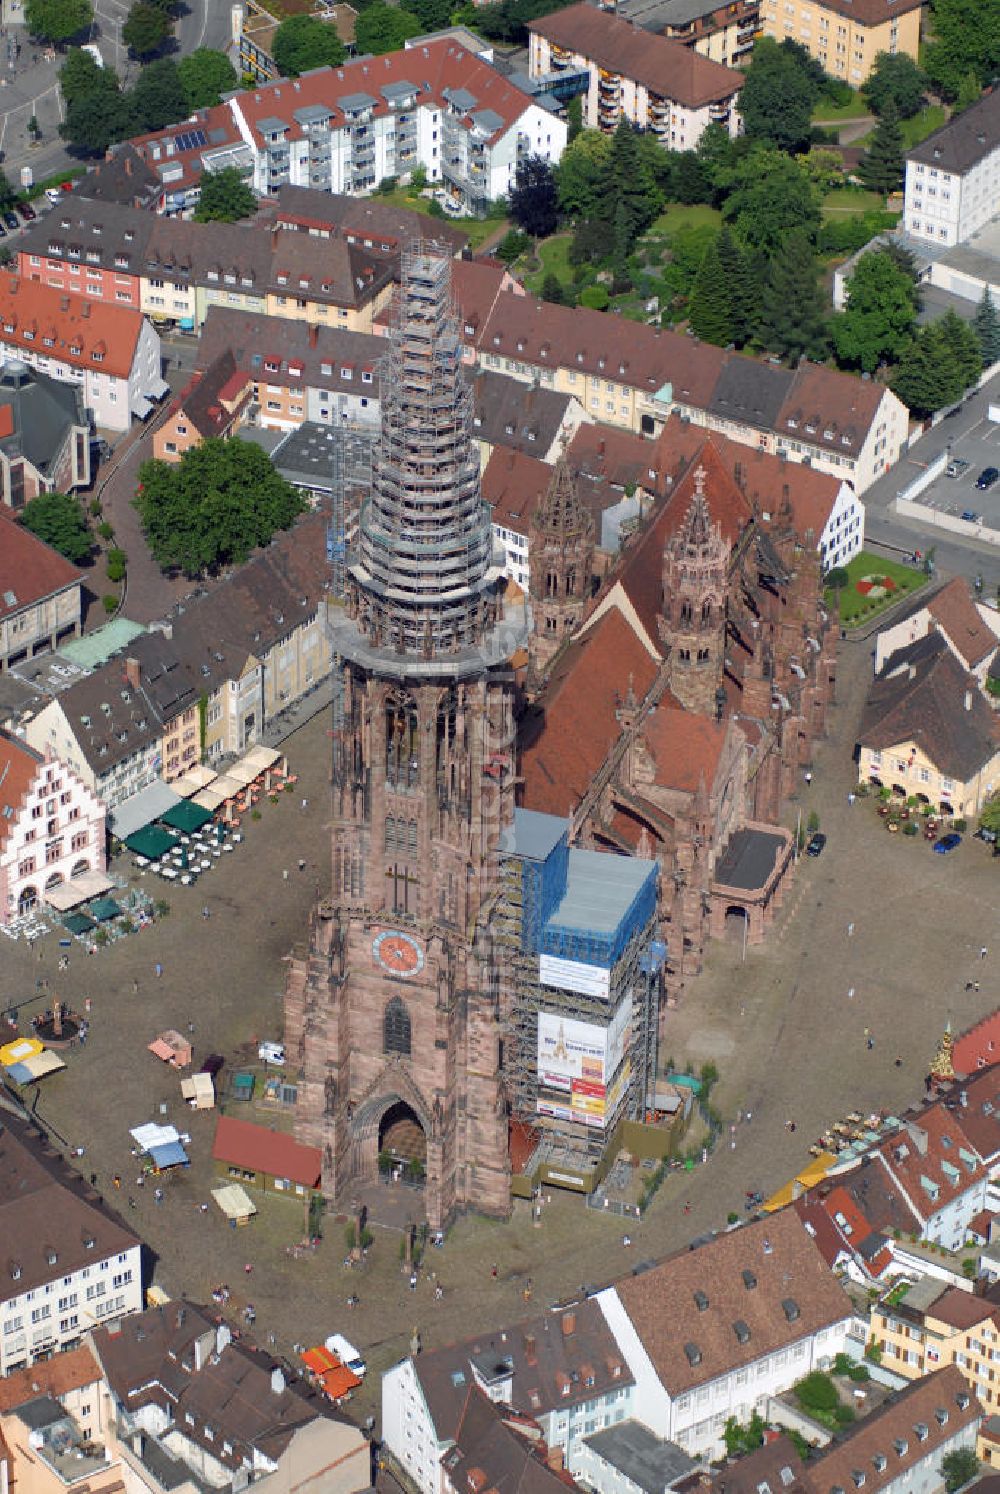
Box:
[482,448,552,536]
[0,276,144,380]
[235,40,538,150]
[0,1344,101,1412]
[0,509,81,625]
[640,706,730,794]
[928,577,1000,670]
[520,607,659,816]
[954,1008,1000,1077]
[212,1116,321,1188]
[876,1103,985,1223]
[529,2,743,107]
[0,732,43,854]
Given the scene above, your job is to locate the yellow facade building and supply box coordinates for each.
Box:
[871,1286,1000,1418]
[760,0,922,83]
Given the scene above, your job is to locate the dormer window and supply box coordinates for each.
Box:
[10,1263,21,1280]
[46,1249,57,1265]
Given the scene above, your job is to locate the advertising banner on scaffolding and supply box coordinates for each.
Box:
[536,999,631,1130]
[538,952,611,998]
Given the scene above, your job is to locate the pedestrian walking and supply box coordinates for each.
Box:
[282,869,289,881]
[848,792,855,806]
[202,905,210,919]
[301,798,308,812]
[155,962,163,978]
[975,981,981,993]
[244,1262,253,1276]
[848,987,855,999]
[804,770,813,786]
[847,923,855,937]
[983,947,989,960]
[490,1263,498,1279]
[132,979,139,994]
[298,858,306,872]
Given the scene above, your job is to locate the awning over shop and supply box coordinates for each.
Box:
[89,897,123,923]
[212,1183,256,1221]
[300,1346,362,1401]
[225,760,258,787]
[192,773,243,811]
[148,1140,189,1168]
[172,765,218,797]
[242,746,282,773]
[111,781,183,840]
[62,911,96,936]
[124,825,177,860]
[160,800,213,834]
[764,1152,837,1213]
[44,870,115,911]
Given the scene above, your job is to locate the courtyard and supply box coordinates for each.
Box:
[2,629,997,1425]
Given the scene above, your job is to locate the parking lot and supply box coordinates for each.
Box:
[893,405,1000,551]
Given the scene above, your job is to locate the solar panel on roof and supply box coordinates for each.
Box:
[174,128,208,152]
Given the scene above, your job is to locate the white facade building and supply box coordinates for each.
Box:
[0,734,107,925]
[26,692,163,811]
[818,478,865,571]
[904,88,1000,248]
[227,41,566,214]
[0,1113,142,1375]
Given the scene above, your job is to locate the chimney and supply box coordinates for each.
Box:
[125,155,133,177]
[965,690,973,711]
[561,1312,576,1337]
[271,1367,285,1395]
[124,656,141,689]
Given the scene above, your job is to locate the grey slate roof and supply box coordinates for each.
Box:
[470,370,575,455]
[197,304,383,395]
[0,361,87,477]
[20,196,156,271]
[907,86,1000,175]
[583,1422,696,1494]
[708,359,792,434]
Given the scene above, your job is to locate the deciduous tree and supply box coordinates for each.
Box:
[354,3,421,55]
[556,130,612,220]
[923,0,999,97]
[738,37,816,153]
[19,493,91,564]
[60,46,119,106]
[831,248,920,372]
[122,0,171,56]
[61,89,136,155]
[131,58,187,131]
[193,166,256,223]
[24,0,92,42]
[134,439,306,578]
[724,151,821,256]
[177,48,238,110]
[862,51,927,118]
[272,14,345,76]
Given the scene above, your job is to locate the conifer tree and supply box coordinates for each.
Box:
[858,101,904,195]
[756,232,829,362]
[688,236,733,346]
[715,227,754,346]
[972,288,1000,366]
[938,309,983,390]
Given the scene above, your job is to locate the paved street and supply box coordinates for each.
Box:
[0,33,68,180]
[3,626,999,1425]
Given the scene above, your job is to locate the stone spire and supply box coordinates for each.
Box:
[529,457,594,669]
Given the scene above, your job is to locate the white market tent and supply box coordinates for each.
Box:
[172,765,219,798]
[111,781,183,840]
[192,773,243,812]
[212,1183,257,1223]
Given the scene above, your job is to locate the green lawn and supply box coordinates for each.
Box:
[854,104,948,152]
[370,187,504,250]
[645,203,722,239]
[821,187,888,219]
[521,233,575,294]
[826,550,924,625]
[812,89,868,122]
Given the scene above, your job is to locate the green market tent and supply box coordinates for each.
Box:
[63,911,96,936]
[124,825,176,860]
[160,800,213,834]
[89,897,123,923]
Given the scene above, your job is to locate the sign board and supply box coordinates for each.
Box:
[539,952,610,999]
[536,1003,631,1130]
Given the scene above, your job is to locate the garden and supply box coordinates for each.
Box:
[824,550,924,625]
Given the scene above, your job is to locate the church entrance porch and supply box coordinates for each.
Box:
[378,1100,427,1182]
[343,1090,433,1226]
[707,823,795,949]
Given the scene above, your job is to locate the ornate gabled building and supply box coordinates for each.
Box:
[528,456,594,670]
[284,246,528,1228]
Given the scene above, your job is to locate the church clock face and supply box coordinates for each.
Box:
[372,929,425,978]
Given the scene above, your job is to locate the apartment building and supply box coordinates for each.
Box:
[904,88,1000,248]
[528,3,743,148]
[0,729,106,924]
[617,0,759,70]
[0,1345,122,1494]
[594,1210,854,1458]
[471,292,908,493]
[871,1285,1000,1409]
[0,276,164,432]
[874,576,1000,684]
[0,1112,142,1375]
[91,1301,372,1494]
[760,0,922,84]
[0,508,82,672]
[196,305,382,429]
[383,1299,635,1493]
[18,201,393,336]
[858,633,1000,819]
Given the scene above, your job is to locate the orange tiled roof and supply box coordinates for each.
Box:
[0,276,143,379]
[0,1344,102,1411]
[641,706,730,795]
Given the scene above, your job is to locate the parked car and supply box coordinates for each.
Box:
[257,1041,285,1066]
[44,187,61,205]
[974,827,998,844]
[0,223,7,238]
[17,202,35,222]
[961,510,979,523]
[976,467,999,491]
[933,832,962,854]
[806,832,827,857]
[2,212,18,232]
[946,458,970,478]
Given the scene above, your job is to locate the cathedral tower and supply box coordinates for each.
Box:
[284,247,527,1229]
[529,457,594,669]
[659,467,728,715]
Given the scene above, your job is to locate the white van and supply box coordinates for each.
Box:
[325,1333,366,1378]
[258,1041,285,1066]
